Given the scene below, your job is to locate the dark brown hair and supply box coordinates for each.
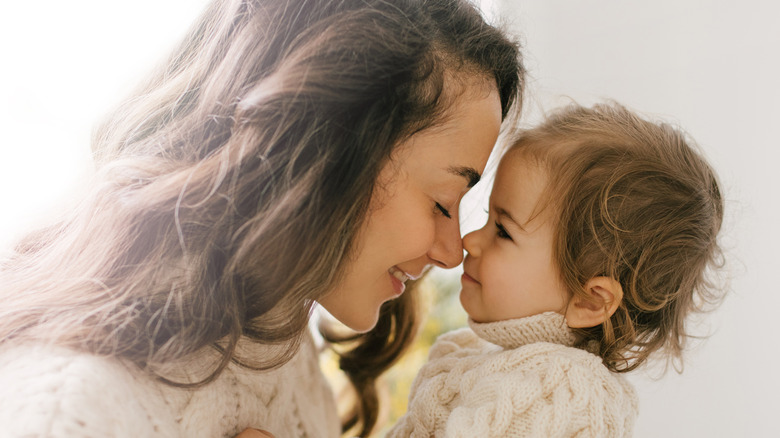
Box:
[508,102,724,373]
[0,0,523,436]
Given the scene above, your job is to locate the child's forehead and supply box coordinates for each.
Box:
[491,146,562,227]
[496,138,581,184]
[492,153,548,206]
[496,147,548,177]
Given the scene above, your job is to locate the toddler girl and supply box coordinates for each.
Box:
[387,102,724,437]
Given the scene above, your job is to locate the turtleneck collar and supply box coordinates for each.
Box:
[468,311,578,350]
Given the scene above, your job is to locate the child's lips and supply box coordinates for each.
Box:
[461,271,480,285]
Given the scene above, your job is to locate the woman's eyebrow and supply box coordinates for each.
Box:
[448,165,481,188]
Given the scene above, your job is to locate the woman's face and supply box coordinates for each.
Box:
[318,78,503,332]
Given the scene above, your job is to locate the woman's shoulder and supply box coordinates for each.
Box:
[0,342,178,436]
[0,334,341,438]
[0,342,144,398]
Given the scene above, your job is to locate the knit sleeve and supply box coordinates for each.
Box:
[0,344,179,437]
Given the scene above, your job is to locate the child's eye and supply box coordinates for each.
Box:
[435,202,452,219]
[495,220,512,240]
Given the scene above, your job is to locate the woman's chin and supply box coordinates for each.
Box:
[318,302,380,333]
[342,310,381,333]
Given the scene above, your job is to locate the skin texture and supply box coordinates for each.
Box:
[319,78,502,332]
[460,151,570,323]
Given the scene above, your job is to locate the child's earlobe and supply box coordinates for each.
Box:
[565,277,624,328]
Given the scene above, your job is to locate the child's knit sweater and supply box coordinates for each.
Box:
[0,332,340,438]
[387,312,638,437]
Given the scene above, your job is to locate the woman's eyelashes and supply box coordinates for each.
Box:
[435,202,452,219]
[495,220,512,240]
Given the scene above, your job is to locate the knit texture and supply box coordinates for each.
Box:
[387,312,638,438]
[0,332,340,438]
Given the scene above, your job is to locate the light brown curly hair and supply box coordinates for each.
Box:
[507,102,725,373]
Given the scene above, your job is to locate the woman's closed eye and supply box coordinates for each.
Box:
[435,202,452,219]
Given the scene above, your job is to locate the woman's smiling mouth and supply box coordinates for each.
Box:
[389,266,411,295]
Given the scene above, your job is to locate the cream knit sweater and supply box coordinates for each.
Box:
[0,332,340,438]
[387,312,638,438]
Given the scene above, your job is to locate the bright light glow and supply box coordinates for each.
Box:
[0,0,209,248]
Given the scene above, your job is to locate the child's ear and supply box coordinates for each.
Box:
[565,276,624,328]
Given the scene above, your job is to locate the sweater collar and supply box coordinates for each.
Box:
[468,311,578,350]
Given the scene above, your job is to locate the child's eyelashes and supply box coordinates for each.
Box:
[495,220,512,240]
[435,202,452,219]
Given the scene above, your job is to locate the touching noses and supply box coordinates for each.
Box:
[427,214,465,269]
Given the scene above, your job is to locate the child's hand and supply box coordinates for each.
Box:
[234,428,275,438]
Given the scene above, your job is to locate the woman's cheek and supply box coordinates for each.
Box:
[406,217,437,258]
[385,191,433,248]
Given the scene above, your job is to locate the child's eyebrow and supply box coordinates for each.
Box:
[495,206,526,232]
[448,166,481,188]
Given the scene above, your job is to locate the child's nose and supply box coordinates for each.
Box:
[462,229,482,257]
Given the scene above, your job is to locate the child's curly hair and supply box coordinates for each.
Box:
[509,102,725,372]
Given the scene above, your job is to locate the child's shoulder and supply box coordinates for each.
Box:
[408,336,639,436]
[503,340,600,373]
[478,342,638,417]
[519,340,603,366]
[508,342,637,400]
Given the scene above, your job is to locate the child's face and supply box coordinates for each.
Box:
[460,151,569,323]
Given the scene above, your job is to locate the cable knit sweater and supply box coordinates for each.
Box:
[0,332,340,438]
[387,312,638,438]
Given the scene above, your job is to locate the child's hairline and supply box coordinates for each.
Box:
[501,135,578,236]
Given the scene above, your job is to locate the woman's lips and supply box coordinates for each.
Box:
[388,266,410,296]
[389,274,406,295]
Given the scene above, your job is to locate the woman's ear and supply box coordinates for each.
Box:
[565,276,624,328]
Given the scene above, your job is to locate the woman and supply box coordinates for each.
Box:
[0,0,524,436]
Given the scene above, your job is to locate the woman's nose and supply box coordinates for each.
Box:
[427,216,464,269]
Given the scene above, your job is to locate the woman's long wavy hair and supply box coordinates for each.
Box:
[0,0,523,436]
[508,103,724,374]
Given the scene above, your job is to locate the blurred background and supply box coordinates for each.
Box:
[1,1,778,436]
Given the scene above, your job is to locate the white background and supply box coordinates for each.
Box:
[1,1,778,436]
[0,1,207,247]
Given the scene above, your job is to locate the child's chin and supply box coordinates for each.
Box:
[458,293,479,321]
